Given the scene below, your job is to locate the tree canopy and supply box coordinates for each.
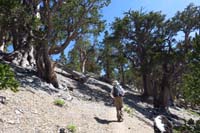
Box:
[0,1,200,110]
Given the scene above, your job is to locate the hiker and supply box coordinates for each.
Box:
[110,80,126,122]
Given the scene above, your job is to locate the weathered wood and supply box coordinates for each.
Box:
[35,42,59,88]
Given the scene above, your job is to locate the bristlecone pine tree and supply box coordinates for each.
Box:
[0,0,110,87]
[182,34,200,106]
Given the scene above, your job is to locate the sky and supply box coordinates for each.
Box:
[102,0,200,26]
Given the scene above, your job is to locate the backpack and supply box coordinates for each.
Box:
[113,85,125,97]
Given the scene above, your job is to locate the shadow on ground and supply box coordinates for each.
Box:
[8,62,182,126]
[73,78,183,126]
[4,62,68,96]
[72,78,156,123]
[94,117,117,124]
[74,82,113,106]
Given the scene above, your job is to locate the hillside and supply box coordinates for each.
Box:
[0,63,199,133]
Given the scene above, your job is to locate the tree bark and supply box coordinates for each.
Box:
[3,23,35,67]
[1,1,60,88]
[3,32,35,68]
[157,64,170,112]
[0,43,5,53]
[158,84,170,112]
[11,46,35,68]
[106,60,111,79]
[153,80,159,109]
[81,59,87,73]
[4,38,59,88]
[120,64,125,85]
[35,40,59,88]
[142,73,148,98]
[0,35,6,52]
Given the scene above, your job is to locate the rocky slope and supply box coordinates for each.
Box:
[0,63,199,133]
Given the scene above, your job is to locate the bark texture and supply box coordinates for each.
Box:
[35,41,59,88]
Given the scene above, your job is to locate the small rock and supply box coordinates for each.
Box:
[59,84,67,90]
[7,120,15,125]
[16,118,20,124]
[57,93,62,97]
[31,109,39,115]
[0,119,4,123]
[0,96,6,104]
[15,110,21,115]
[58,91,73,101]
[63,88,68,91]
[27,78,33,82]
[15,109,23,115]
[68,87,74,91]
[59,128,65,133]
[88,97,92,101]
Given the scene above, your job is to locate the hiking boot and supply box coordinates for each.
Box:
[117,115,123,122]
[117,118,123,122]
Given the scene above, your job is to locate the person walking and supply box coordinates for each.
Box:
[110,80,126,122]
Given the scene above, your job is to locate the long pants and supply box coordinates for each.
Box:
[114,96,123,121]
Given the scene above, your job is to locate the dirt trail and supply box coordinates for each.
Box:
[107,105,153,133]
[0,88,154,133]
[107,108,129,133]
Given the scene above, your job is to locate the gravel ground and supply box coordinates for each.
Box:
[0,66,199,133]
[0,88,153,133]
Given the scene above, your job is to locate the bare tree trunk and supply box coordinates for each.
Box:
[184,32,191,53]
[3,32,35,68]
[0,34,7,53]
[106,60,111,80]
[142,73,148,98]
[4,37,59,88]
[0,44,4,52]
[158,84,170,112]
[153,80,159,109]
[157,64,170,112]
[119,64,125,85]
[33,0,58,88]
[0,36,6,52]
[80,58,87,73]
[35,41,59,88]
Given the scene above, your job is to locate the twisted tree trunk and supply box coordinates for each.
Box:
[3,29,35,68]
[35,40,59,88]
[157,63,170,112]
[1,1,60,88]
